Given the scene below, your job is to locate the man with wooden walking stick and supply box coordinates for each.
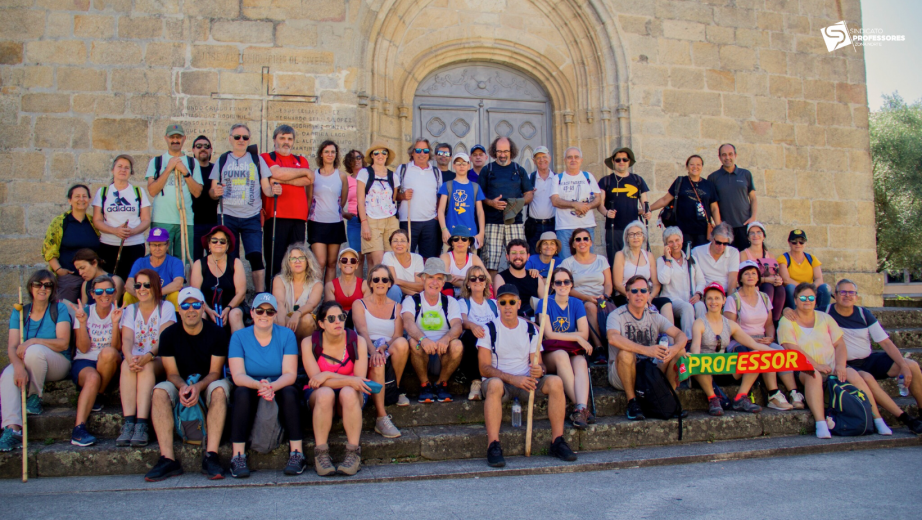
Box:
[477,283,577,467]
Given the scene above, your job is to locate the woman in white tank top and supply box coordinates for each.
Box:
[308,141,350,286]
[438,226,485,297]
[611,221,674,323]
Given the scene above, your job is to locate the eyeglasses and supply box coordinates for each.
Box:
[436,151,451,157]
[340,257,358,265]
[468,276,487,283]
[413,148,430,154]
[748,230,764,237]
[253,307,278,316]
[838,290,858,297]
[133,282,152,289]
[324,313,348,324]
[798,295,816,302]
[498,299,518,306]
[714,240,731,247]
[495,149,511,155]
[574,236,591,242]
[372,151,388,157]
[629,288,649,294]
[371,276,390,284]
[450,237,470,243]
[553,279,573,287]
[626,232,644,239]
[289,255,306,263]
[194,144,211,149]
[30,281,54,289]
[180,302,204,310]
[92,287,117,296]
[391,239,408,244]
[613,158,630,163]
[790,240,805,245]
[210,238,227,245]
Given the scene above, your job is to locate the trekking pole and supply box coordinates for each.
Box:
[525,259,555,457]
[15,287,27,482]
[586,354,597,418]
[270,183,279,281]
[113,233,126,276]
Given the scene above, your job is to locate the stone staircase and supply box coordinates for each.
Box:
[2,307,921,479]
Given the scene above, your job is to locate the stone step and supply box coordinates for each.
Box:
[884,328,922,349]
[866,307,922,329]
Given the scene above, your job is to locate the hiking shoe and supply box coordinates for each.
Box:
[91,398,104,413]
[284,450,307,476]
[468,379,483,401]
[230,454,250,478]
[337,446,362,476]
[0,427,22,452]
[767,391,794,411]
[708,396,724,416]
[115,421,135,447]
[396,393,410,406]
[436,381,452,402]
[71,423,97,447]
[202,452,223,480]
[899,414,922,435]
[145,456,183,482]
[549,436,577,462]
[569,407,589,430]
[626,398,645,421]
[587,410,597,424]
[418,383,436,403]
[25,394,43,415]
[732,395,762,414]
[789,390,805,410]
[130,422,149,447]
[486,440,506,468]
[375,415,401,438]
[314,445,336,477]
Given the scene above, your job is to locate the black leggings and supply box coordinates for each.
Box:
[98,243,146,282]
[230,385,302,443]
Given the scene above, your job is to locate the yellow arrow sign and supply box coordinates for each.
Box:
[611,185,639,198]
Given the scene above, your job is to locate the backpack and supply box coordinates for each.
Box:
[311,329,358,366]
[731,291,772,316]
[217,147,262,185]
[463,297,498,320]
[782,252,814,268]
[153,155,196,197]
[396,163,442,192]
[173,373,207,445]
[364,168,397,200]
[411,293,450,321]
[268,151,307,167]
[484,320,537,368]
[634,358,683,439]
[824,375,874,436]
[249,397,283,454]
[23,302,59,327]
[100,184,143,217]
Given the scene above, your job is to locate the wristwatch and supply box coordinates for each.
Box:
[183,172,191,178]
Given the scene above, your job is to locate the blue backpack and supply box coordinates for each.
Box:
[174,374,207,445]
[824,376,874,436]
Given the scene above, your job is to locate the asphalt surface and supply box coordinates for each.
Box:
[2,446,920,519]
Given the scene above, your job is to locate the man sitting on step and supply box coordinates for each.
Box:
[144,287,232,482]
[784,279,922,434]
[478,284,577,467]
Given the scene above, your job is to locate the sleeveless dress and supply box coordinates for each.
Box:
[201,256,237,309]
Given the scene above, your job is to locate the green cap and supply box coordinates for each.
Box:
[165,124,185,137]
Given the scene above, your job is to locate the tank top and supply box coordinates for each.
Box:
[357,299,397,342]
[281,276,319,314]
[447,251,473,297]
[309,169,344,223]
[498,268,540,306]
[316,340,355,375]
[621,250,651,282]
[201,256,236,308]
[701,315,732,354]
[333,277,364,312]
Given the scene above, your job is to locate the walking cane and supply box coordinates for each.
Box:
[174,170,192,279]
[113,234,126,276]
[406,199,412,252]
[270,183,279,281]
[14,287,27,482]
[525,259,555,456]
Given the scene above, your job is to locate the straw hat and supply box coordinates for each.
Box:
[365,141,396,166]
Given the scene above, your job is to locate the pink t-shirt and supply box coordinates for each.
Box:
[346,175,358,215]
[725,292,772,337]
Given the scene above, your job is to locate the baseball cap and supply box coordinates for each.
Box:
[252,293,278,311]
[747,221,767,236]
[165,124,185,137]
[471,144,487,154]
[147,227,169,242]
[339,247,359,260]
[178,287,205,303]
[452,152,471,164]
[496,284,520,298]
[703,282,726,297]
[533,146,550,157]
[788,229,807,242]
[421,258,451,277]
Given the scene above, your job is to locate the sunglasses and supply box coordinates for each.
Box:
[253,307,278,316]
[194,144,211,149]
[629,288,649,294]
[180,302,204,310]
[498,299,518,306]
[613,158,630,163]
[790,240,806,245]
[324,313,348,324]
[450,237,470,243]
[31,281,54,289]
[134,282,152,289]
[798,295,816,302]
[371,276,390,284]
[715,335,723,353]
[714,240,731,247]
[210,238,227,245]
[574,236,591,242]
[340,257,358,265]
[231,135,250,141]
[436,151,451,157]
[413,148,430,154]
[468,276,487,283]
[289,255,306,263]
[372,151,388,157]
[553,279,573,287]
[93,287,117,296]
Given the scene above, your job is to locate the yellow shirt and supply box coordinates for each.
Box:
[777,253,822,284]
[778,311,842,366]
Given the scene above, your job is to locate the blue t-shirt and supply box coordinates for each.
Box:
[10,302,72,359]
[228,324,298,379]
[467,169,479,183]
[525,254,561,278]
[129,255,185,284]
[536,297,586,333]
[438,178,486,232]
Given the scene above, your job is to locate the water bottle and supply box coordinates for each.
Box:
[654,334,669,365]
[511,398,522,428]
[898,375,909,397]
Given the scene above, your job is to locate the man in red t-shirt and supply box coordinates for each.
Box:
[261,125,314,280]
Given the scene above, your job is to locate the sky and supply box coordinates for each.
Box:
[861,0,922,110]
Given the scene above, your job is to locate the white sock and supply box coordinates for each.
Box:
[815,421,831,439]
[874,417,892,436]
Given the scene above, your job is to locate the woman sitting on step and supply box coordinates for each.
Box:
[324,247,367,326]
[72,248,124,306]
[458,265,498,401]
[273,242,324,345]
[191,225,247,333]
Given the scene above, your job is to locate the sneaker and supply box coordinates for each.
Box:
[284,450,307,475]
[436,381,452,402]
[486,440,506,468]
[230,454,250,478]
[375,415,401,438]
[337,446,362,476]
[899,414,922,435]
[145,456,184,482]
[418,383,436,403]
[626,398,645,421]
[25,394,43,415]
[789,390,805,410]
[732,395,762,414]
[91,398,104,413]
[587,409,597,424]
[70,423,97,447]
[549,436,577,462]
[569,407,588,430]
[396,393,410,407]
[314,445,336,477]
[130,422,149,447]
[467,379,483,401]
[767,391,794,411]
[201,451,224,480]
[708,396,724,416]
[0,427,22,452]
[115,421,135,447]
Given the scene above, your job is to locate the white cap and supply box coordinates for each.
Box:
[451,152,470,164]
[533,146,550,157]
[178,287,205,303]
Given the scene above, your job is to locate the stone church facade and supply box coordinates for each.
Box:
[0,0,878,333]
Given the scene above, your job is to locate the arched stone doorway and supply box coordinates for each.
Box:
[412,63,552,173]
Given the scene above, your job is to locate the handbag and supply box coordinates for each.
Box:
[689,176,714,237]
[659,176,682,227]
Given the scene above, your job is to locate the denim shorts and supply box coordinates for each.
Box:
[223,214,263,255]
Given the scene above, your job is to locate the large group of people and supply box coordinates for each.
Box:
[1,125,918,482]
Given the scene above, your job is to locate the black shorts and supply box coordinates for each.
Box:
[846,351,895,380]
[307,220,347,245]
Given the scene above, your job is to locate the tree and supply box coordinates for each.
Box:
[871,93,922,274]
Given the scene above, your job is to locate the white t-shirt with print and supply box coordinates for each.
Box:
[356,167,400,219]
[92,184,151,246]
[477,317,540,377]
[551,171,602,229]
[459,297,499,326]
[402,294,462,341]
[121,303,176,356]
[209,152,272,219]
[73,304,115,362]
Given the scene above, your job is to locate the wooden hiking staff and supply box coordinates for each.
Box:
[14,287,27,482]
[525,258,554,457]
[174,169,193,278]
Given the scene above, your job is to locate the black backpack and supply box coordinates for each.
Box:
[824,375,874,436]
[484,320,537,368]
[216,147,262,185]
[411,293,450,321]
[153,155,197,197]
[364,168,397,199]
[634,358,683,440]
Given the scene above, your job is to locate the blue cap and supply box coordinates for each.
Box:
[449,225,472,238]
[251,293,278,311]
[471,144,487,154]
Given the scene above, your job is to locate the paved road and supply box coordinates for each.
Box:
[3,447,921,519]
